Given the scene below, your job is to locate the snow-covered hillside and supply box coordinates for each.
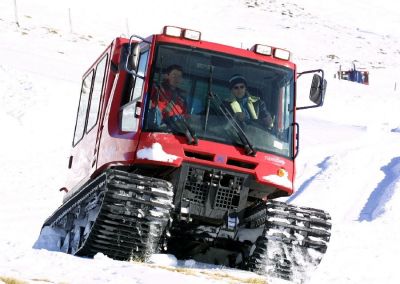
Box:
[1,0,400,283]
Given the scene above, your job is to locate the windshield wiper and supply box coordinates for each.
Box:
[174,115,198,145]
[211,93,256,156]
[204,66,256,156]
[204,66,213,132]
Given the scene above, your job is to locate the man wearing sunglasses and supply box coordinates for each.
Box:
[225,74,273,129]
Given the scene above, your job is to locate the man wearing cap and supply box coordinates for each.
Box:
[225,74,273,128]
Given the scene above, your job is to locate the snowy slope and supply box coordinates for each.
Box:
[1,0,400,283]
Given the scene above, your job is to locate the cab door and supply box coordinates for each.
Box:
[67,53,109,191]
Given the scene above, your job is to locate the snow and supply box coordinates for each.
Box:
[1,0,400,283]
[137,143,179,163]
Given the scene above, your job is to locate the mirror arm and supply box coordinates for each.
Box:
[296,103,321,110]
[128,34,152,45]
[297,69,324,79]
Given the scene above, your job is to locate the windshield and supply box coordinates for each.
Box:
[143,44,294,158]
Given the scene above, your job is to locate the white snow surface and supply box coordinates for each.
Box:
[137,143,178,163]
[1,0,400,283]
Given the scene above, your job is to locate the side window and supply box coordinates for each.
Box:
[131,51,149,101]
[120,50,149,132]
[73,71,94,145]
[87,55,108,132]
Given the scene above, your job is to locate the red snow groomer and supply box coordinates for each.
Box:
[36,26,331,282]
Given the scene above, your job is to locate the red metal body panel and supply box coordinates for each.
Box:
[135,132,293,194]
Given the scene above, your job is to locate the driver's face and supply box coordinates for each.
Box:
[166,69,183,89]
[232,83,246,99]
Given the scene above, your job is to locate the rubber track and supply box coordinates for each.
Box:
[244,200,332,282]
[42,169,173,260]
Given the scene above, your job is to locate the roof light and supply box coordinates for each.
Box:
[252,44,272,56]
[163,26,182,37]
[274,48,291,60]
[183,29,201,41]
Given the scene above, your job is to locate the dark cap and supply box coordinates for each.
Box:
[229,74,247,89]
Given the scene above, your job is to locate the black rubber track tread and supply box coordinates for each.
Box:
[42,169,173,261]
[243,200,332,283]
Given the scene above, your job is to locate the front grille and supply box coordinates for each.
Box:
[214,180,242,210]
[181,164,247,214]
[184,167,209,205]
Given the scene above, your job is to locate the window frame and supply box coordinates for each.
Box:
[143,43,295,158]
[129,50,149,102]
[120,47,150,132]
[86,54,109,134]
[72,70,94,146]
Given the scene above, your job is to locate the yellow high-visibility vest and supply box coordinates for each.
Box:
[228,95,260,119]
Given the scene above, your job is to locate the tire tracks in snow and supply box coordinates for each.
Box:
[287,156,332,203]
[285,137,394,221]
[358,156,400,221]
